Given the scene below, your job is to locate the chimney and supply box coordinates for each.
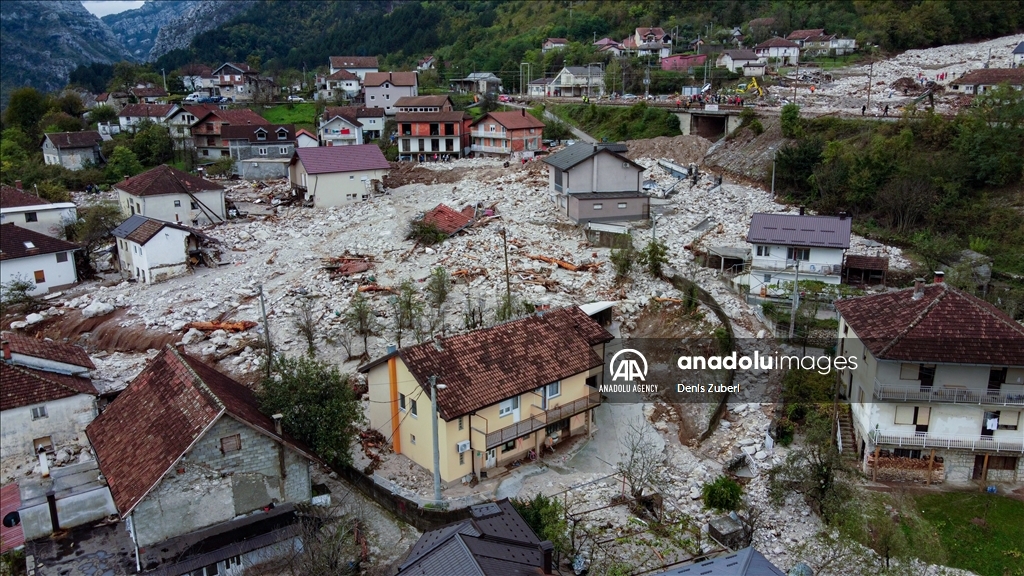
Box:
[934,271,944,284]
[799,206,805,216]
[539,541,554,574]
[2,339,10,361]
[15,180,22,190]
[521,108,525,117]
[272,413,283,436]
[838,211,847,220]
[912,278,925,300]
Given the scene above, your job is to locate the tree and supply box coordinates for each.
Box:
[1,275,41,315]
[494,292,534,324]
[275,504,362,576]
[293,298,320,355]
[257,355,364,467]
[617,417,662,499]
[390,280,425,346]
[424,266,451,335]
[637,238,669,278]
[62,201,126,276]
[780,102,802,138]
[702,476,743,511]
[111,61,140,95]
[610,234,636,279]
[205,155,235,177]
[4,87,49,136]
[512,493,569,553]
[104,146,143,182]
[54,91,86,118]
[768,411,853,524]
[87,105,119,126]
[345,291,378,358]
[39,111,84,134]
[131,121,174,165]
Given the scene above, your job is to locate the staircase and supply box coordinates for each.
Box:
[836,409,860,466]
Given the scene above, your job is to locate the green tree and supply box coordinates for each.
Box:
[638,238,669,278]
[87,104,119,126]
[104,146,144,182]
[111,61,140,95]
[39,111,84,134]
[702,476,743,511]
[54,91,86,117]
[424,266,451,335]
[131,121,174,165]
[257,355,364,467]
[780,103,802,138]
[206,155,235,177]
[4,87,49,136]
[610,234,636,279]
[345,290,378,358]
[512,493,569,553]
[62,201,126,277]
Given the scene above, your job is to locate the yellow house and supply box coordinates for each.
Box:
[359,306,612,485]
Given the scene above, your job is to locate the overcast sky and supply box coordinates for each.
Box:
[81,1,146,18]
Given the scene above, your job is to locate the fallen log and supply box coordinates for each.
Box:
[654,297,684,303]
[527,254,578,272]
[184,320,258,332]
[357,284,397,294]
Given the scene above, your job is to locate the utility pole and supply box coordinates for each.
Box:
[259,284,272,377]
[429,375,447,503]
[788,257,800,341]
[771,148,777,196]
[162,69,167,93]
[865,49,874,111]
[499,227,511,304]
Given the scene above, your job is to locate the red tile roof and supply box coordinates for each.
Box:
[194,108,270,127]
[422,204,473,235]
[2,331,95,370]
[118,103,176,118]
[361,307,613,420]
[0,222,79,261]
[636,27,667,38]
[0,362,97,411]
[114,164,223,198]
[0,483,23,553]
[787,28,825,40]
[395,111,470,124]
[835,284,1024,365]
[293,144,390,175]
[755,37,800,49]
[131,86,168,98]
[88,347,319,516]
[329,56,380,69]
[363,72,418,87]
[326,69,359,82]
[472,111,545,131]
[0,185,51,208]
[44,131,102,149]
[323,106,386,126]
[954,68,1024,86]
[395,95,453,109]
[545,38,569,44]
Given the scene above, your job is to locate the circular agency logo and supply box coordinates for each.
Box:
[609,348,648,382]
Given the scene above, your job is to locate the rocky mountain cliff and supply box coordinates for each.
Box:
[101,0,199,61]
[149,0,255,60]
[0,0,129,106]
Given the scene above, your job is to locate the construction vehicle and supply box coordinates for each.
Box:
[747,77,764,97]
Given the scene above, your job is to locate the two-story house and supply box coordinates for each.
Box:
[1,333,97,463]
[622,27,672,58]
[129,85,168,103]
[211,62,262,102]
[318,68,361,101]
[223,124,296,179]
[289,145,390,208]
[94,91,130,111]
[117,103,177,132]
[453,72,502,95]
[1,183,77,238]
[950,69,1024,94]
[319,106,381,146]
[470,110,545,158]
[42,131,103,171]
[395,111,472,159]
[360,306,612,485]
[551,66,605,97]
[166,103,219,149]
[754,37,800,66]
[363,72,418,115]
[88,346,321,571]
[835,278,1024,484]
[543,142,649,224]
[191,107,270,159]
[542,37,569,52]
[395,95,454,113]
[329,55,380,82]
[0,223,79,295]
[112,214,219,283]
[416,55,435,71]
[785,29,826,48]
[743,211,850,294]
[717,50,761,73]
[115,164,226,225]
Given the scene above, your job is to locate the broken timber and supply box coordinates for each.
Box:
[526,254,601,272]
[184,320,258,332]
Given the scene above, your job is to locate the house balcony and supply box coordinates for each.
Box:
[485,391,601,449]
[870,429,1024,453]
[873,381,1024,407]
[471,130,506,139]
[751,259,840,276]
[471,144,510,155]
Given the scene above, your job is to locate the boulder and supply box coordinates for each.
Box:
[25,313,45,325]
[82,301,115,318]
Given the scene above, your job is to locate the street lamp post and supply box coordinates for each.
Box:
[498,227,511,304]
[788,254,800,341]
[430,375,447,503]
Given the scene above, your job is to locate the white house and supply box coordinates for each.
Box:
[117,103,177,132]
[542,37,569,53]
[0,223,79,295]
[622,27,672,58]
[717,50,761,73]
[111,215,218,284]
[363,72,419,115]
[0,332,98,462]
[529,77,555,98]
[551,66,605,97]
[835,279,1024,484]
[317,68,361,101]
[295,129,319,148]
[289,145,390,208]
[741,211,850,294]
[329,55,379,81]
[1,184,77,238]
[417,55,436,71]
[115,165,226,226]
[1014,42,1024,67]
[754,37,800,66]
[42,131,103,171]
[318,108,364,146]
[949,69,1024,94]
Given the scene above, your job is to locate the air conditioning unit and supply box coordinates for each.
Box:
[456,440,471,453]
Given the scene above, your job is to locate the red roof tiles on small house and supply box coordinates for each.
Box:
[787,28,826,41]
[835,283,1024,366]
[326,69,359,81]
[0,363,97,412]
[0,223,79,261]
[2,331,95,370]
[292,144,390,175]
[44,131,102,149]
[472,110,545,131]
[329,56,380,70]
[114,165,223,198]
[363,71,418,87]
[755,37,800,49]
[422,204,474,235]
[118,103,176,119]
[193,107,269,127]
[130,86,168,98]
[953,68,1024,87]
[0,185,51,208]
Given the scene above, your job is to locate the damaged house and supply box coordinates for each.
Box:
[111,215,221,284]
[115,164,226,226]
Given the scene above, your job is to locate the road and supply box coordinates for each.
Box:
[504,102,597,143]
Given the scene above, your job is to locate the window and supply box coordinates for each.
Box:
[756,245,771,257]
[787,247,810,261]
[998,411,1020,431]
[546,418,569,436]
[459,452,465,465]
[370,95,375,100]
[499,396,519,417]
[899,364,919,380]
[988,455,1018,470]
[279,147,288,155]
[202,149,209,156]
[617,202,628,209]
[33,270,45,283]
[546,381,561,399]
[349,175,354,180]
[174,200,182,207]
[23,241,35,249]
[402,139,411,152]
[385,94,390,100]
[31,406,48,420]
[399,393,406,411]
[277,131,287,140]
[256,131,266,141]
[592,203,603,210]
[893,448,922,459]
[502,440,516,453]
[191,202,199,209]
[24,212,37,222]
[894,406,929,426]
[220,434,241,453]
[410,434,416,445]
[55,252,68,263]
[410,398,418,417]
[763,274,772,284]
[258,148,267,156]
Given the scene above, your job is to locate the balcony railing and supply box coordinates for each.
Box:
[471,130,506,139]
[485,391,601,449]
[471,144,510,154]
[873,382,1024,406]
[751,259,840,275]
[870,429,1024,453]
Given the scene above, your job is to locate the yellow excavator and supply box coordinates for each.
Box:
[747,77,764,98]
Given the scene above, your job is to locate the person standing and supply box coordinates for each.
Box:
[862,105,866,116]
[883,105,889,117]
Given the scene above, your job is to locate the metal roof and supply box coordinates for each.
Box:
[648,547,785,576]
[746,212,851,249]
[543,142,636,171]
[293,144,390,175]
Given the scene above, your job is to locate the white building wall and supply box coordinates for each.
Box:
[126,228,190,283]
[117,189,226,225]
[305,169,389,208]
[364,83,418,115]
[0,394,97,460]
[748,245,844,291]
[319,117,364,146]
[1,204,77,238]
[0,252,78,295]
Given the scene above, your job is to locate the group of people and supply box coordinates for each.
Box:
[861,104,891,117]
[680,93,745,108]
[417,153,455,162]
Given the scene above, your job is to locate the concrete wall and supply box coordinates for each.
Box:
[117,188,226,225]
[0,204,77,238]
[125,227,191,284]
[43,140,100,171]
[300,169,389,208]
[22,484,117,540]
[365,83,418,115]
[0,251,78,295]
[568,195,649,224]
[1,394,97,460]
[131,415,311,548]
[553,153,642,194]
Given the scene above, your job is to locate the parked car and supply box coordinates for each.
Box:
[288,95,304,102]
[498,94,511,102]
[184,93,201,103]
[623,93,636,100]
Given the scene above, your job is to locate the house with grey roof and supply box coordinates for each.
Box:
[42,131,103,171]
[647,547,785,575]
[397,499,555,575]
[288,145,390,208]
[551,65,605,97]
[1014,42,1024,67]
[742,211,851,293]
[111,214,219,283]
[222,124,296,180]
[453,72,502,94]
[543,142,649,224]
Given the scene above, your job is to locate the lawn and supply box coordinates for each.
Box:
[259,103,317,131]
[914,492,1024,576]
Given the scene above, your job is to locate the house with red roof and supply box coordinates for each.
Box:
[622,27,673,58]
[87,346,321,567]
[835,278,1024,485]
[542,37,570,53]
[41,131,103,171]
[295,129,319,148]
[114,164,226,225]
[211,62,277,103]
[0,223,79,295]
[317,106,368,146]
[317,67,361,102]
[329,55,380,81]
[1,182,78,238]
[754,37,800,66]
[129,85,168,103]
[289,145,390,208]
[363,72,419,115]
[117,102,177,132]
[190,107,270,159]
[469,110,545,158]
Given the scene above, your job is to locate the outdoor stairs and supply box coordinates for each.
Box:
[836,410,860,466]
